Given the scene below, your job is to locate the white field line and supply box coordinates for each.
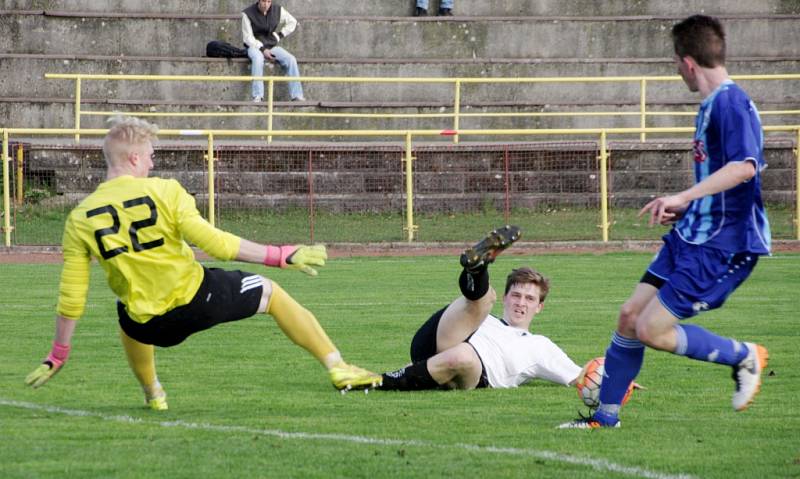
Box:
[1,398,694,479]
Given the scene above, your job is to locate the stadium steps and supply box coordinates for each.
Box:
[2,8,798,131]
[2,52,799,131]
[5,0,800,16]
[3,11,800,58]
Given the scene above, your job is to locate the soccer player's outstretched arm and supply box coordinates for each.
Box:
[26,214,90,388]
[25,315,77,388]
[173,182,327,276]
[239,239,327,277]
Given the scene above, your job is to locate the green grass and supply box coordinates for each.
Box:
[1,253,799,478]
[9,204,799,244]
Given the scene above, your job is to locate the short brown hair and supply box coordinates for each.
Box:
[504,266,550,302]
[671,15,726,68]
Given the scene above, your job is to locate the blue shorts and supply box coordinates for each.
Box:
[646,231,759,319]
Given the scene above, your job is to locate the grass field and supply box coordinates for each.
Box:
[1,252,798,478]
[9,204,798,245]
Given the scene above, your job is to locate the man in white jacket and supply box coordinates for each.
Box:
[242,0,305,102]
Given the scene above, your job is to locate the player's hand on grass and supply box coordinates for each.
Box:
[25,342,71,388]
[284,244,327,276]
[25,361,63,388]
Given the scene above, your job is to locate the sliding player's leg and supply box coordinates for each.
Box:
[119,329,167,410]
[260,278,381,391]
[436,225,521,352]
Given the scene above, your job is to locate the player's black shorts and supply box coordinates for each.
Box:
[118,267,263,347]
[409,306,489,388]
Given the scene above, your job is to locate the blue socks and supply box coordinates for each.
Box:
[673,323,748,365]
[594,324,749,426]
[595,332,645,425]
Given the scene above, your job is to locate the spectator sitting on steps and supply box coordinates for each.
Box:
[242,0,305,102]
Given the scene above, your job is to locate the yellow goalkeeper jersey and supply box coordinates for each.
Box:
[58,175,241,323]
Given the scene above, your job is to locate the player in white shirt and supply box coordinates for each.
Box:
[378,226,582,391]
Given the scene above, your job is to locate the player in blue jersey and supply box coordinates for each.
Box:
[560,15,771,429]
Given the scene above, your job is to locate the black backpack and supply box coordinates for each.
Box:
[206,40,248,58]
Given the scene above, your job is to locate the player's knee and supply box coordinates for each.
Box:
[442,346,477,372]
[257,276,273,313]
[617,301,639,334]
[634,321,669,350]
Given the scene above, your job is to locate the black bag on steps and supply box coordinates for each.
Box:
[206,40,248,58]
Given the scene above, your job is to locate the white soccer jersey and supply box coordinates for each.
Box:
[467,315,582,389]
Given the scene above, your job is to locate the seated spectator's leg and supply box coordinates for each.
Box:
[247,45,265,100]
[417,0,429,9]
[440,0,454,10]
[271,47,304,100]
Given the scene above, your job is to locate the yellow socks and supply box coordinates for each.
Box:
[119,329,159,389]
[267,281,337,365]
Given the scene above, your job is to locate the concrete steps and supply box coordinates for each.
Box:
[4,0,800,17]
[3,53,799,131]
[5,53,800,101]
[3,11,799,59]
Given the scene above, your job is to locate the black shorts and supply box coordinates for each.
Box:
[118,267,263,347]
[409,306,489,388]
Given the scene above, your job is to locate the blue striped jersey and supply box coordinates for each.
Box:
[674,80,771,254]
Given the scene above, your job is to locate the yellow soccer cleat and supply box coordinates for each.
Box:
[144,386,168,411]
[329,362,382,393]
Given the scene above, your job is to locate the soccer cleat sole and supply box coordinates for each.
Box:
[734,344,769,412]
[460,225,521,271]
[556,418,620,430]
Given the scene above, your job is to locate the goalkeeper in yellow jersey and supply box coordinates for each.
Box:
[25,116,381,410]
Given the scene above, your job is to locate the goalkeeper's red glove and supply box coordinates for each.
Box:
[25,341,71,388]
[264,244,327,276]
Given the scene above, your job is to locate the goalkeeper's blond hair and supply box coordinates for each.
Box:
[102,116,159,167]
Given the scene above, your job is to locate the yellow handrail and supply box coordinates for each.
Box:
[404,132,416,241]
[45,73,800,145]
[2,131,9,246]
[599,131,610,242]
[796,128,800,240]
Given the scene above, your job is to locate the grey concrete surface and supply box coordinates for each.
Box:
[2,13,799,59]
[3,0,800,17]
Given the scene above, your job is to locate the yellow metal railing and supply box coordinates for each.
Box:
[3,125,799,247]
[45,73,800,144]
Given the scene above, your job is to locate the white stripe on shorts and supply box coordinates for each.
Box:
[240,275,262,294]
